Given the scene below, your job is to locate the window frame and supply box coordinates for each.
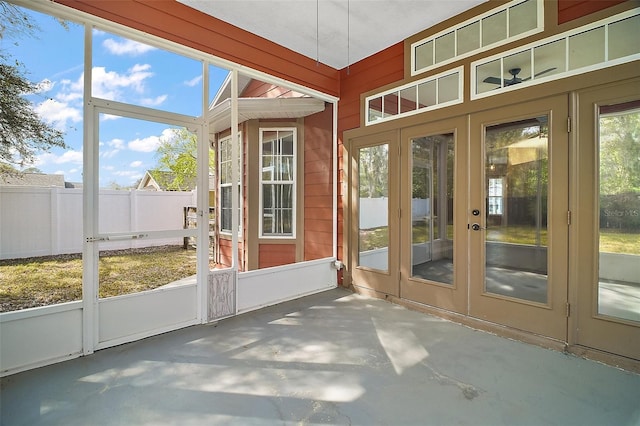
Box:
[258,127,297,239]
[411,0,544,76]
[218,132,243,236]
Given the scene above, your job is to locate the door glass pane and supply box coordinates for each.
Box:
[358,144,389,271]
[598,102,640,322]
[485,117,549,303]
[411,134,454,284]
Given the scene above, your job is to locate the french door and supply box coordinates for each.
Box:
[398,117,468,314]
[349,130,400,296]
[468,95,569,341]
[349,96,569,341]
[573,79,640,360]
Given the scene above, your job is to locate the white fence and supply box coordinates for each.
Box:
[0,187,197,259]
[360,197,430,229]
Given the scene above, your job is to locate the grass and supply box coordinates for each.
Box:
[360,224,640,254]
[0,245,197,313]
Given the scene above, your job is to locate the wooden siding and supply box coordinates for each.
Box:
[304,106,333,261]
[217,238,245,270]
[558,0,628,24]
[336,43,404,272]
[258,244,296,268]
[54,0,340,97]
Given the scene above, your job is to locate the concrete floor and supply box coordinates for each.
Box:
[1,288,639,426]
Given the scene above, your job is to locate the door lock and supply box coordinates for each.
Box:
[472,209,480,216]
[471,223,485,231]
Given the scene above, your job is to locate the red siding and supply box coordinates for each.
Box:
[54,0,340,97]
[558,0,627,24]
[217,239,245,270]
[304,106,333,260]
[336,43,404,270]
[259,244,296,268]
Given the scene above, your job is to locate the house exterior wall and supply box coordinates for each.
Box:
[304,105,334,261]
[558,0,628,24]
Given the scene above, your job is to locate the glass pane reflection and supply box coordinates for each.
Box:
[358,144,389,271]
[598,103,640,322]
[410,134,455,284]
[484,116,549,303]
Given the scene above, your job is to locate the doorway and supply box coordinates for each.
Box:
[348,95,569,342]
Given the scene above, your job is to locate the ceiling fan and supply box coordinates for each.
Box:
[483,67,557,86]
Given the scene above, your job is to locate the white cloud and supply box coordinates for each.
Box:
[128,128,175,153]
[130,160,143,168]
[91,64,153,99]
[100,138,125,159]
[103,38,156,56]
[34,99,82,131]
[184,75,202,87]
[34,79,55,93]
[140,94,168,107]
[109,139,125,149]
[54,170,65,175]
[35,150,83,167]
[128,135,161,153]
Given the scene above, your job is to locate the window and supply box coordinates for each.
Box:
[260,128,296,237]
[411,0,543,76]
[472,9,640,99]
[366,67,463,126]
[218,134,242,235]
[488,178,504,215]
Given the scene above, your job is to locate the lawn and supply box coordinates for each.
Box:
[0,245,197,312]
[360,224,639,254]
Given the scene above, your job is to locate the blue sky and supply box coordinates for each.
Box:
[4,5,229,187]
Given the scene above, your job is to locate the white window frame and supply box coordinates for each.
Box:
[365,66,464,126]
[411,0,544,76]
[259,127,297,238]
[218,132,242,236]
[488,177,504,216]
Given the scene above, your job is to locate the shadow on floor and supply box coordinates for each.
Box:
[1,288,639,425]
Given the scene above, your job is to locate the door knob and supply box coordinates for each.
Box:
[471,223,484,231]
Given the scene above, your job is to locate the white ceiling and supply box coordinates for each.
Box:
[178,0,487,69]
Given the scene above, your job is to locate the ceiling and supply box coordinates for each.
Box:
[178,0,487,69]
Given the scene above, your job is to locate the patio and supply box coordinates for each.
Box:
[1,287,638,426]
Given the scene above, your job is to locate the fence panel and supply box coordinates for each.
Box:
[0,187,197,259]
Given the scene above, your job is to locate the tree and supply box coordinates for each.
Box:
[0,1,66,174]
[151,128,215,190]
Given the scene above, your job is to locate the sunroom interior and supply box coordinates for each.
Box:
[1,0,639,386]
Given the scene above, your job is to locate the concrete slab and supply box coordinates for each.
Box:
[1,288,639,425]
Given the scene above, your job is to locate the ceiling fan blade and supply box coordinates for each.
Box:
[483,76,503,85]
[522,67,557,81]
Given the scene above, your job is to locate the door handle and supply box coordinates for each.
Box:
[471,223,485,231]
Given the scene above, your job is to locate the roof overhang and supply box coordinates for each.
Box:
[209,97,326,133]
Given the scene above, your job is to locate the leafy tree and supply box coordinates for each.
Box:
[599,111,640,195]
[0,1,66,174]
[151,128,214,190]
[359,144,388,198]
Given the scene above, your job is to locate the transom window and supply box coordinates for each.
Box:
[259,128,296,237]
[218,134,242,235]
[365,67,463,126]
[472,9,640,99]
[411,0,543,76]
